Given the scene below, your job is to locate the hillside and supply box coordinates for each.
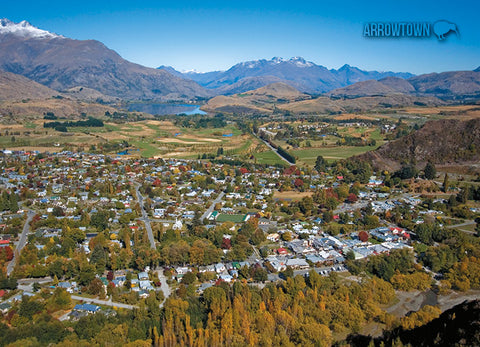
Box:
[281,94,444,114]
[0,70,58,101]
[355,118,480,171]
[204,81,444,115]
[0,98,117,119]
[62,86,120,103]
[327,77,416,97]
[408,70,480,97]
[0,19,209,101]
[203,82,310,114]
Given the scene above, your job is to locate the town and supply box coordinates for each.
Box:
[0,143,478,345]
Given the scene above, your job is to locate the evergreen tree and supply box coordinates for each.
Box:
[424,162,436,180]
[443,173,449,192]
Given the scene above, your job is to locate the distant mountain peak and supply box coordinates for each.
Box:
[474,66,480,72]
[288,56,314,67]
[0,18,62,39]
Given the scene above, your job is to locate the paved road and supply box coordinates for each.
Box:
[445,219,476,231]
[134,183,156,249]
[155,268,172,308]
[255,133,294,166]
[200,191,225,222]
[17,276,52,284]
[70,295,138,310]
[445,219,477,235]
[7,210,35,276]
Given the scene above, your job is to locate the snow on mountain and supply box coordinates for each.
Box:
[0,18,62,39]
[289,57,314,67]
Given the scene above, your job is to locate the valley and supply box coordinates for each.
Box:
[0,14,480,347]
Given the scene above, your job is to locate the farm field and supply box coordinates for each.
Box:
[253,150,285,165]
[291,145,380,166]
[0,119,260,160]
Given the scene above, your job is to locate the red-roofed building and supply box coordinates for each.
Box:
[277,247,288,255]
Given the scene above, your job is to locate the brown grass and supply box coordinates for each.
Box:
[273,191,313,200]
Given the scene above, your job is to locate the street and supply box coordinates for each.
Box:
[134,183,156,249]
[155,267,172,308]
[70,295,138,310]
[201,191,225,222]
[7,210,35,276]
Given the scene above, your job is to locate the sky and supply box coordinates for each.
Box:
[3,0,479,74]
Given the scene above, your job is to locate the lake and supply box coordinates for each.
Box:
[127,103,207,115]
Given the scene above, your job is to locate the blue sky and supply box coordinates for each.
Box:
[3,0,479,74]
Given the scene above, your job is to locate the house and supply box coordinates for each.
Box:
[73,303,100,313]
[138,272,149,281]
[139,280,154,291]
[196,282,213,294]
[219,274,233,282]
[277,247,288,255]
[0,302,11,314]
[69,310,88,321]
[172,219,183,230]
[285,258,309,269]
[207,211,219,221]
[215,263,226,273]
[266,233,280,242]
[268,258,286,272]
[175,267,189,279]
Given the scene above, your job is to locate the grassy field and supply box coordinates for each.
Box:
[253,151,285,165]
[0,119,260,159]
[273,191,313,201]
[292,145,379,166]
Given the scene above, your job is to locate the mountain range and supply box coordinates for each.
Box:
[0,18,479,106]
[159,57,415,95]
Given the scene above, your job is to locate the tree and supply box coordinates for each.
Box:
[298,196,314,215]
[281,232,292,242]
[181,271,196,285]
[90,210,109,231]
[358,231,369,242]
[315,155,327,172]
[424,162,436,180]
[396,165,417,179]
[86,278,105,297]
[443,173,449,192]
[347,193,358,203]
[90,244,107,274]
[281,266,294,278]
[252,267,268,282]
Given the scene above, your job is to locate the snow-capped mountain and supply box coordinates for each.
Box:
[0,18,62,39]
[159,57,414,95]
[0,18,209,100]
